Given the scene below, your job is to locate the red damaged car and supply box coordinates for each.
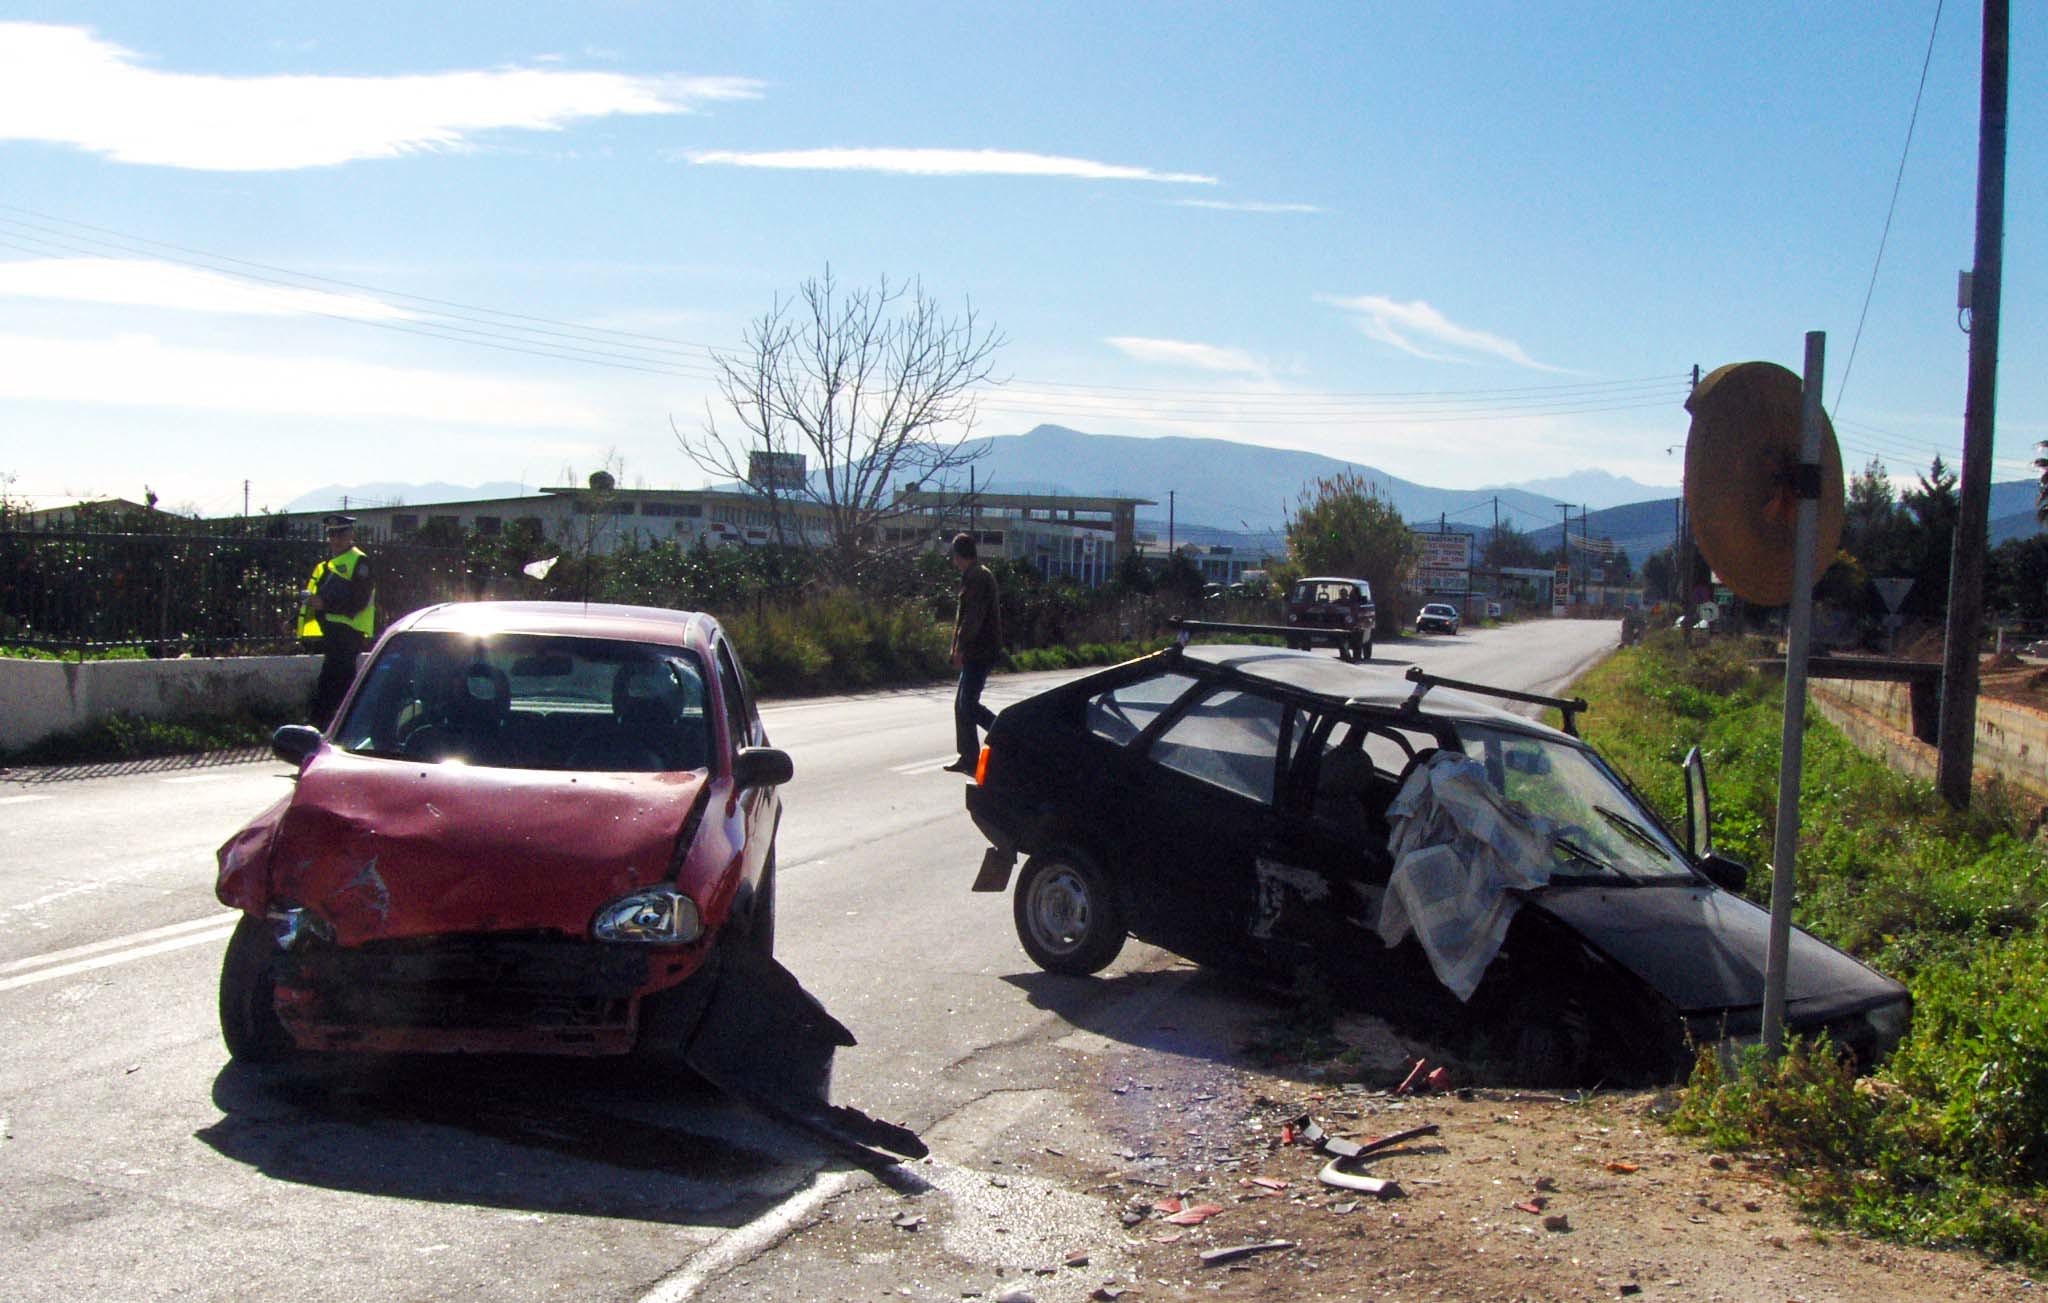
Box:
[214,600,793,1063]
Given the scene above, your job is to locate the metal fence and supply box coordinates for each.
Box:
[0,523,467,656]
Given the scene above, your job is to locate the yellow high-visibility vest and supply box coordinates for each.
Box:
[297,548,376,640]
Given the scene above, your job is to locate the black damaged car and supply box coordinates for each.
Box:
[963,640,1909,1084]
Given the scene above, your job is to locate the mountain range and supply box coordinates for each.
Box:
[287,423,2040,562]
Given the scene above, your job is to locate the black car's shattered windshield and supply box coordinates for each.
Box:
[1455,724,1694,883]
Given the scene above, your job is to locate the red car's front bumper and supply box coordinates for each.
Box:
[272,934,709,1055]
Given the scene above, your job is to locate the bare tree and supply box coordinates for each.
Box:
[676,267,1004,581]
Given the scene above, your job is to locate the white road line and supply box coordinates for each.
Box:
[638,1170,857,1303]
[1,912,241,978]
[160,773,238,785]
[0,794,54,806]
[0,921,238,993]
[890,754,963,775]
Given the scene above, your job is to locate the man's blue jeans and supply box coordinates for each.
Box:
[955,659,995,763]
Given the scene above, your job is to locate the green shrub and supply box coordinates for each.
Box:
[1887,936,2048,1185]
[2,708,288,765]
[1,644,150,661]
[1669,1039,1881,1180]
[1592,634,2048,1265]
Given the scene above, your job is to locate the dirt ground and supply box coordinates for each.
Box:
[1977,653,2048,711]
[1073,1052,2035,1303]
[732,970,2038,1303]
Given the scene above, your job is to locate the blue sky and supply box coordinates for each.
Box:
[1,2,2039,517]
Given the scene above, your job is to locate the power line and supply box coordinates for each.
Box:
[1834,0,1945,416]
[0,204,1700,424]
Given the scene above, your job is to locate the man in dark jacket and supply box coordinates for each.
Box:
[944,532,1001,775]
[299,514,377,729]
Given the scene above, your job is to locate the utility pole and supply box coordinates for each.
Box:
[1679,365,1701,614]
[1555,503,1573,612]
[1580,503,1590,604]
[1168,490,1176,556]
[1938,0,2008,809]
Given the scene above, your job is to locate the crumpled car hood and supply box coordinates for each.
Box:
[1528,884,1907,1020]
[264,751,704,945]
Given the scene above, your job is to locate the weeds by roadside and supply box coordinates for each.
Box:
[1585,630,2048,1269]
[3,707,293,767]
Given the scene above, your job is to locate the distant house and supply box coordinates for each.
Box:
[17,498,176,527]
[1132,540,1271,586]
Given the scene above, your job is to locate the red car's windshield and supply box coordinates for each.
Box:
[337,630,712,772]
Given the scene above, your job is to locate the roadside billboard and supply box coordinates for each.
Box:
[1413,529,1472,596]
[748,451,808,493]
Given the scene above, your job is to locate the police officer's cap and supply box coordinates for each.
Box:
[322,513,357,532]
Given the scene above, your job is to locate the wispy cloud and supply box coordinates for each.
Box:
[1174,199,1324,214]
[1319,294,1564,372]
[686,147,1216,184]
[1105,336,1265,376]
[0,258,413,320]
[0,22,761,171]
[0,332,606,427]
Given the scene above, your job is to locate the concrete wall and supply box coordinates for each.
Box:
[1812,677,2048,803]
[0,655,320,753]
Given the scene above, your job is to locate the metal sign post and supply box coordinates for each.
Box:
[1761,332,1826,1058]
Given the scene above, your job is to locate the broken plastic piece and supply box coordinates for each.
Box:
[1198,1241,1296,1266]
[1289,1115,1440,1161]
[1163,1202,1224,1225]
[1317,1160,1403,1198]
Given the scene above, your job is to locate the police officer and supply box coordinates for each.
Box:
[299,514,376,729]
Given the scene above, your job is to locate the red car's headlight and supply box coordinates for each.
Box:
[592,888,704,944]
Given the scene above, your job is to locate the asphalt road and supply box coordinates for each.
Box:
[0,619,1621,1302]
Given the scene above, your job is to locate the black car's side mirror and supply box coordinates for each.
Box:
[272,724,322,767]
[1682,745,1713,860]
[732,746,794,790]
[1697,851,1750,894]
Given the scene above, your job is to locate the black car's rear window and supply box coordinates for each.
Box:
[1086,671,1199,747]
[337,630,712,772]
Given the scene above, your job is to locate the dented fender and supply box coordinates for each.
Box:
[216,792,291,914]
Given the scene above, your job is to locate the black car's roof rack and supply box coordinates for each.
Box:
[1394,665,1589,736]
[1169,618,1343,645]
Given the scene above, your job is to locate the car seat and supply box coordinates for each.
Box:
[405,662,512,764]
[567,662,708,772]
[1313,741,1378,841]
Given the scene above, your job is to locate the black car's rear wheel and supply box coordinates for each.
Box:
[219,916,293,1064]
[1013,848,1127,975]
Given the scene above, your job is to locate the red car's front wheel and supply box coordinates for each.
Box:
[219,916,293,1064]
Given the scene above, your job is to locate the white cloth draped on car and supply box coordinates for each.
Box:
[1376,751,1555,1001]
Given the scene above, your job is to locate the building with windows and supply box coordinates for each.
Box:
[275,482,1156,587]
[886,488,1152,587]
